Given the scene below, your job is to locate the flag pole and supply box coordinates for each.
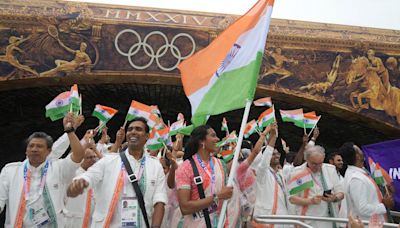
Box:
[217,99,252,228]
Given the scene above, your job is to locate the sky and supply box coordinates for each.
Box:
[68,0,400,30]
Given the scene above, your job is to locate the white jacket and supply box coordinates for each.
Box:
[254,146,289,218]
[289,163,343,228]
[75,150,167,227]
[0,155,80,228]
[341,165,387,221]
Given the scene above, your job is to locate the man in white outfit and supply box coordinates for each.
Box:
[67,117,167,228]
[288,145,344,228]
[339,142,394,222]
[252,123,291,228]
[0,113,84,228]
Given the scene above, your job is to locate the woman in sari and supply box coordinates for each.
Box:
[176,125,233,227]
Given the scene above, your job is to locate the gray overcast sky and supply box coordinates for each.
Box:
[69,0,400,30]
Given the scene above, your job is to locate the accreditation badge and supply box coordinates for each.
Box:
[121,197,139,227]
[28,197,50,227]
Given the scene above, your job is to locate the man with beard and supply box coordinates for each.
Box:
[67,117,167,228]
[328,152,344,180]
[339,142,394,222]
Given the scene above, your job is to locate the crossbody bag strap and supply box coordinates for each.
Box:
[189,157,212,228]
[120,152,150,228]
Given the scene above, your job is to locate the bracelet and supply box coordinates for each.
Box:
[64,127,75,133]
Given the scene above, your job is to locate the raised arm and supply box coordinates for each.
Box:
[63,113,84,163]
[293,127,319,167]
[257,123,278,179]
[109,127,125,153]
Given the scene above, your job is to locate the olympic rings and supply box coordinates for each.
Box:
[114,29,196,71]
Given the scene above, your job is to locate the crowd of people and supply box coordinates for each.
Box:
[0,112,397,228]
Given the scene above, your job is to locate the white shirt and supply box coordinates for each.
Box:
[253,146,289,225]
[0,155,80,228]
[75,150,167,228]
[289,163,343,228]
[64,167,94,228]
[343,165,387,221]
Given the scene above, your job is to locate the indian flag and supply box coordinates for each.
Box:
[157,127,170,145]
[244,119,259,138]
[221,117,229,132]
[70,84,80,112]
[45,91,71,121]
[253,97,272,107]
[368,158,392,186]
[147,128,164,151]
[126,100,158,128]
[92,104,118,123]
[179,0,274,126]
[217,131,238,147]
[288,170,314,195]
[280,109,304,127]
[169,119,185,136]
[373,164,385,186]
[295,112,321,129]
[219,149,234,163]
[258,106,275,129]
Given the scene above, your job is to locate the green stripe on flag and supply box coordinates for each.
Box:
[147,143,164,151]
[92,111,110,122]
[192,52,263,126]
[289,180,314,195]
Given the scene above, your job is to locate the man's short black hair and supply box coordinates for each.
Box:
[338,142,356,166]
[26,132,53,149]
[328,152,340,161]
[129,117,150,133]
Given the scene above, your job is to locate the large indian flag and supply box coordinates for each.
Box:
[288,170,314,195]
[179,0,274,126]
[45,91,71,121]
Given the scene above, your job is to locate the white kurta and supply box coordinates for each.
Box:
[289,163,343,228]
[64,167,95,228]
[253,146,290,228]
[0,154,80,228]
[342,165,387,221]
[75,150,167,228]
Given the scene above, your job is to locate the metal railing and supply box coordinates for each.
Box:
[390,210,400,218]
[255,215,399,228]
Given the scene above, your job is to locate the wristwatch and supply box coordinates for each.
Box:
[64,127,75,133]
[213,193,219,204]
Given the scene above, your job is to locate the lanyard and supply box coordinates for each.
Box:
[23,160,49,201]
[196,154,216,195]
[270,168,287,206]
[270,168,284,191]
[122,155,146,181]
[310,172,322,189]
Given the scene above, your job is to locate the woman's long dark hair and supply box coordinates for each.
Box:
[183,125,212,160]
